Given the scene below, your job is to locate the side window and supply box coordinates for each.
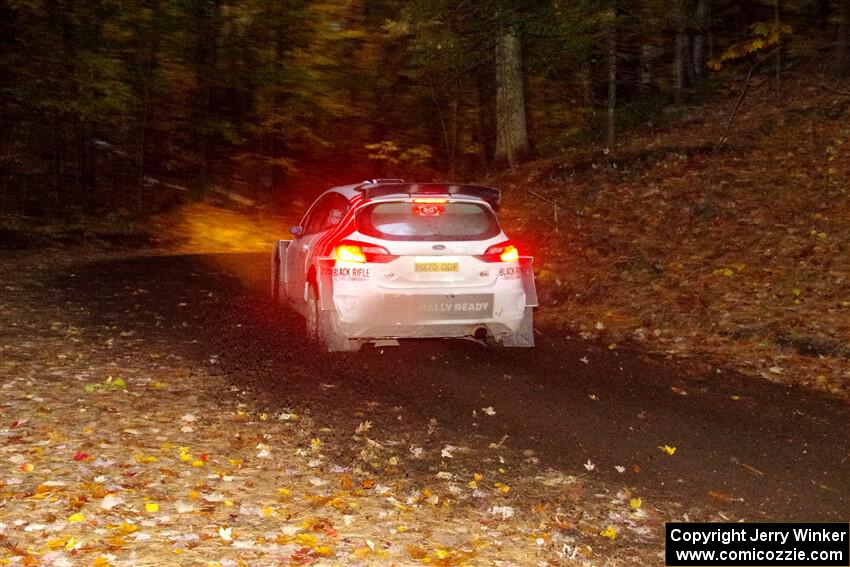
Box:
[303,194,350,235]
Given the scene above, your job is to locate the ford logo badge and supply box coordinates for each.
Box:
[432,244,446,251]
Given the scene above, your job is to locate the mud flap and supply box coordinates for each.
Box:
[519,257,538,308]
[500,307,534,347]
[316,257,336,311]
[271,240,291,299]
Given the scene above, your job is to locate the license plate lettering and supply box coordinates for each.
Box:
[415,262,459,272]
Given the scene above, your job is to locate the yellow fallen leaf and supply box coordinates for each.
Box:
[261,506,274,518]
[114,522,138,535]
[494,482,510,494]
[67,512,85,523]
[629,497,642,509]
[295,533,318,547]
[473,472,483,482]
[135,455,158,464]
[310,438,322,448]
[314,546,334,557]
[352,546,371,558]
[145,502,159,513]
[600,526,618,540]
[608,343,617,350]
[191,460,205,467]
[658,445,677,455]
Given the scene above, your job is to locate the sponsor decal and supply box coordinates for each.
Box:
[498,266,523,280]
[420,301,490,313]
[332,266,370,281]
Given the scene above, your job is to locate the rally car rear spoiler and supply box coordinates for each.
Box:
[355,182,501,210]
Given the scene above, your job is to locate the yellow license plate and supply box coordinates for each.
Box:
[415,262,460,272]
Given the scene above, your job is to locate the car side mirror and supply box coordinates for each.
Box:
[289,225,303,237]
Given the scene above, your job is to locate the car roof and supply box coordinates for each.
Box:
[321,180,501,209]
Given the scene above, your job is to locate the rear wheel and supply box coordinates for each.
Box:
[271,252,282,304]
[308,284,359,352]
[306,285,319,339]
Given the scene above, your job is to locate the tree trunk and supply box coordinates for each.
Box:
[475,74,495,170]
[693,0,710,79]
[606,15,617,148]
[191,0,221,198]
[494,25,529,167]
[673,0,688,104]
[840,0,850,75]
[639,43,653,95]
[818,0,831,26]
[774,0,782,96]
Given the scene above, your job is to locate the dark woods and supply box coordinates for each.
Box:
[1,0,848,214]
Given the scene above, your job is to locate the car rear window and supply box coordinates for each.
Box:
[356,201,500,241]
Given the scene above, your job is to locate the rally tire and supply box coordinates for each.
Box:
[306,285,319,339]
[271,252,282,304]
[310,285,359,352]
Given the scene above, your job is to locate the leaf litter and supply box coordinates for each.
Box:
[0,251,742,566]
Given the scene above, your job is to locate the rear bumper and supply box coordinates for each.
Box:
[333,289,526,339]
[316,257,536,341]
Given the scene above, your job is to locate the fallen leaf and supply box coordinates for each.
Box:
[219,526,233,542]
[708,490,733,503]
[658,445,677,455]
[100,494,123,510]
[599,526,618,540]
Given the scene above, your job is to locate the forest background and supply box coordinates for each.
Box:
[2,0,848,214]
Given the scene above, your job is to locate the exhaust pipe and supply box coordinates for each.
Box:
[473,326,488,341]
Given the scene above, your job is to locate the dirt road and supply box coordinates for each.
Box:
[2,249,848,565]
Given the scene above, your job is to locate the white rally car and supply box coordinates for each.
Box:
[271,180,537,351]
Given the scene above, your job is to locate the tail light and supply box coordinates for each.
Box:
[481,241,520,263]
[333,240,395,263]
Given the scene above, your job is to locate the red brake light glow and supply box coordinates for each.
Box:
[333,241,394,263]
[335,244,367,263]
[499,244,519,262]
[482,241,520,263]
[413,197,449,204]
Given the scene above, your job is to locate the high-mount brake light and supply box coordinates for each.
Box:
[333,241,394,263]
[413,197,449,204]
[482,241,520,263]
